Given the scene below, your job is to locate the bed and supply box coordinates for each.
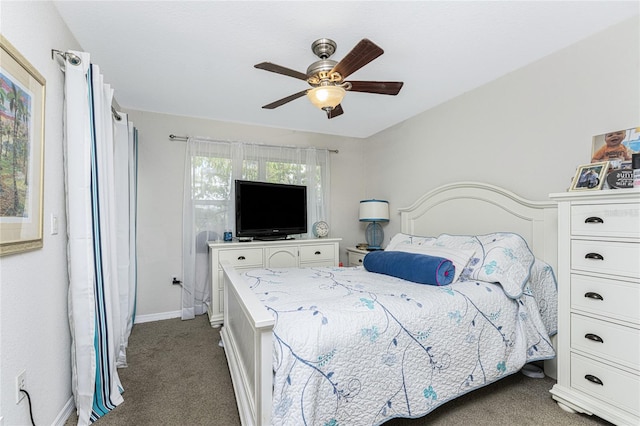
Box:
[219,182,558,426]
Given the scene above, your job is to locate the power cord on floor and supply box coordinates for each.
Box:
[20,389,36,426]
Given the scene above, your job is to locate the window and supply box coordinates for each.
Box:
[186,139,330,238]
[181,138,331,318]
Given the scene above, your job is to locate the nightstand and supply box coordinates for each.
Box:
[346,247,369,266]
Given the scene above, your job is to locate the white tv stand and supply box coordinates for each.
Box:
[207,238,341,326]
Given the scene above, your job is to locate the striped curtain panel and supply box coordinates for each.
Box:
[62,50,137,425]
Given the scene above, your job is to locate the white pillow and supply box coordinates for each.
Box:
[386,232,436,251]
[388,245,476,283]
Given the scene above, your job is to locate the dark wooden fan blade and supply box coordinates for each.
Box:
[327,104,344,119]
[261,90,308,109]
[346,81,404,95]
[254,62,308,80]
[331,39,384,79]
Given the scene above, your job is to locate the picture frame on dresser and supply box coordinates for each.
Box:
[569,162,608,192]
[591,127,639,167]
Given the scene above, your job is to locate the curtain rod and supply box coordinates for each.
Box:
[168,134,339,153]
[51,48,122,121]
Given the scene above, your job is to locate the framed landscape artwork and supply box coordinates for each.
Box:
[0,36,46,256]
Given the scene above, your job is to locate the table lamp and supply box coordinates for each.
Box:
[359,199,389,250]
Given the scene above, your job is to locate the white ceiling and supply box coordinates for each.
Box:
[52,1,639,139]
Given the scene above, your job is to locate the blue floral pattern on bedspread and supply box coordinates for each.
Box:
[242,265,556,426]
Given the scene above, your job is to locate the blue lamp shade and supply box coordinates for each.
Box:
[359,200,389,250]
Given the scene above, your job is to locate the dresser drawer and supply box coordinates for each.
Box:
[571,240,640,278]
[571,274,640,325]
[299,244,336,263]
[218,248,263,268]
[571,313,640,371]
[348,251,365,266]
[571,203,640,238]
[571,353,640,416]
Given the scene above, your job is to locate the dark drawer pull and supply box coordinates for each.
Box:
[584,292,603,301]
[314,251,321,255]
[585,253,604,261]
[585,333,604,343]
[237,255,246,261]
[584,374,603,386]
[584,216,604,224]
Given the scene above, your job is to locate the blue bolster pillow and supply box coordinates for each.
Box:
[363,251,455,286]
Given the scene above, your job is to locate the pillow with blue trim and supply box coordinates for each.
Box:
[431,233,535,299]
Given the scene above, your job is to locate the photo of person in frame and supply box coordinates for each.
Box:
[570,162,608,191]
[591,127,639,169]
[576,168,600,188]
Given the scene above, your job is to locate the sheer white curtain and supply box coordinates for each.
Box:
[62,50,137,425]
[113,113,138,365]
[181,138,331,320]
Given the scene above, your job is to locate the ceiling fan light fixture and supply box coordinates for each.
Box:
[255,38,402,118]
[307,85,345,111]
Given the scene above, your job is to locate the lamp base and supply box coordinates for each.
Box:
[365,222,384,250]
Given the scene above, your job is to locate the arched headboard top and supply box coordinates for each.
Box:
[398,182,558,270]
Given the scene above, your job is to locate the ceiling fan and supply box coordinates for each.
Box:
[254,38,404,119]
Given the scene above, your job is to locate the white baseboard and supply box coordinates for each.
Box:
[134,310,181,324]
[53,396,75,426]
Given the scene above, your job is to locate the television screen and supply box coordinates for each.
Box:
[235,180,307,240]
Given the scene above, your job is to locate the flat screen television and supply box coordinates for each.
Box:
[235,180,307,240]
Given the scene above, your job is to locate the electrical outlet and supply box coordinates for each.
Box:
[16,370,26,404]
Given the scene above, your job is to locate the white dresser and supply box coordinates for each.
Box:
[207,238,341,326]
[549,189,640,425]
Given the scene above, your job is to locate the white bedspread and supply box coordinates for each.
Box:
[242,265,556,426]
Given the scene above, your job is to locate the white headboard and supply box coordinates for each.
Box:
[398,182,558,271]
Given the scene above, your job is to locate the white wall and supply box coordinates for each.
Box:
[0,2,81,425]
[123,110,365,320]
[365,16,640,241]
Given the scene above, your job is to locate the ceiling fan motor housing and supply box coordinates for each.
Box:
[307,39,340,82]
[306,59,338,81]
